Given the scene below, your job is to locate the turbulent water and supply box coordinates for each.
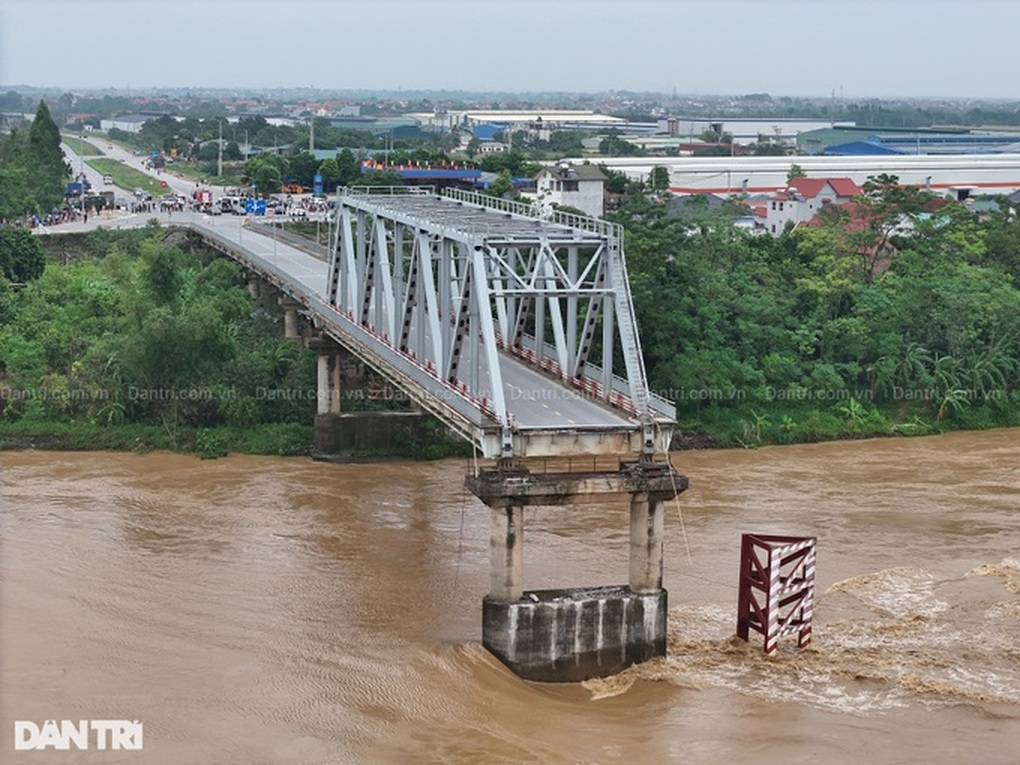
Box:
[2,429,1018,763]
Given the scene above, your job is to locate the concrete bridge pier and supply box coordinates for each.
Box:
[470,461,687,683]
[489,506,524,601]
[308,334,433,457]
[279,297,302,340]
[629,491,665,593]
[246,274,262,299]
[312,340,343,416]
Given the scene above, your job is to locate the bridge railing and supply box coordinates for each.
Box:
[509,332,676,420]
[193,222,496,441]
[342,185,435,197]
[442,187,624,242]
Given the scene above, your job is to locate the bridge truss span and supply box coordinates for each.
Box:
[326,186,674,459]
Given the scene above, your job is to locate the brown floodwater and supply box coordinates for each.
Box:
[2,428,1018,764]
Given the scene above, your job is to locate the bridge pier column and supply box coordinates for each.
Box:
[472,462,687,683]
[316,350,342,415]
[489,506,524,601]
[247,277,261,299]
[279,297,301,339]
[629,492,664,593]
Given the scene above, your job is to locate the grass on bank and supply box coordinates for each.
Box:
[675,396,1020,450]
[61,134,102,157]
[0,420,316,458]
[0,419,472,461]
[160,159,247,188]
[85,158,167,198]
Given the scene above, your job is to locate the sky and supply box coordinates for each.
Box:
[1,0,1018,99]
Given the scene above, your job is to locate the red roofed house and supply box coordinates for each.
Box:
[765,177,862,236]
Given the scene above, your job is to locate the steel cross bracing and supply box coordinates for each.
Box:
[326,186,674,459]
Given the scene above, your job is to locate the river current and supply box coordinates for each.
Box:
[2,429,1018,763]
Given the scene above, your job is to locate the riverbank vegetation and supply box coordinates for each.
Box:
[0,225,472,459]
[1,99,1017,454]
[2,186,1017,459]
[0,224,321,456]
[610,178,1020,447]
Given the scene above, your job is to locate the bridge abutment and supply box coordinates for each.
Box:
[469,461,686,683]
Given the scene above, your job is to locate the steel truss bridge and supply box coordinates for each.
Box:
[199,187,674,459]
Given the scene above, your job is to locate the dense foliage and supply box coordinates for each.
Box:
[0,101,69,220]
[610,185,1020,445]
[0,226,319,455]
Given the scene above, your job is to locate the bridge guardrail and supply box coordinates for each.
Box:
[513,333,676,420]
[192,222,495,439]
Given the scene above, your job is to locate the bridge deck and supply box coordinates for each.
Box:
[188,215,653,456]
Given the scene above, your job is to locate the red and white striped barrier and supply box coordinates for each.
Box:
[736,534,816,654]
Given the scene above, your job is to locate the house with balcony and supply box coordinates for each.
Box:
[764,177,862,235]
[534,162,607,218]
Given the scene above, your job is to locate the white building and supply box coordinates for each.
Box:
[660,117,855,146]
[764,177,862,235]
[99,114,151,134]
[533,163,606,218]
[580,154,1020,200]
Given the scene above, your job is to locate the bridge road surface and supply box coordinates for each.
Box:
[188,213,638,433]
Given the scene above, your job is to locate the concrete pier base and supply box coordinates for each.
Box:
[482,586,667,683]
[313,410,431,455]
[469,461,686,682]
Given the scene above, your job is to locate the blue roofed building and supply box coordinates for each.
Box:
[471,123,504,141]
[823,140,906,156]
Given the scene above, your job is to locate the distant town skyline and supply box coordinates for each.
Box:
[2,0,1018,100]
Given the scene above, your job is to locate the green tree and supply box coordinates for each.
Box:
[243,153,290,195]
[486,169,514,199]
[787,164,807,182]
[288,151,321,189]
[0,227,46,282]
[336,148,363,187]
[649,166,670,191]
[0,101,69,218]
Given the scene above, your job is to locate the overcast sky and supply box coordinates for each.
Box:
[1,0,1017,99]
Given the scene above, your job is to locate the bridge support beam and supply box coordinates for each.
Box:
[316,351,342,415]
[489,507,524,601]
[629,492,665,593]
[279,297,301,339]
[469,461,687,683]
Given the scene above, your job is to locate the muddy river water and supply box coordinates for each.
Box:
[2,428,1018,763]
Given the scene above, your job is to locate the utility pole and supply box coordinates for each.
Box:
[309,118,314,152]
[217,119,223,177]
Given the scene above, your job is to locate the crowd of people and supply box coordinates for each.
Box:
[0,204,105,229]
